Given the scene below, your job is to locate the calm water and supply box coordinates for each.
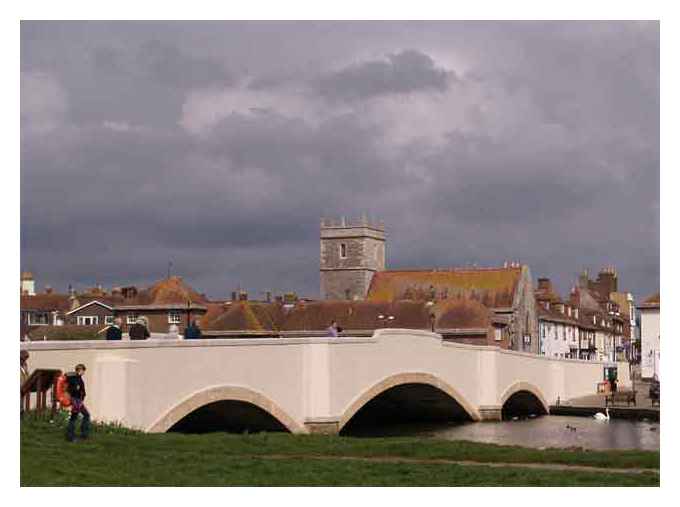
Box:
[349,415,660,451]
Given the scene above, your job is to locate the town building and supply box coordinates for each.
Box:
[319,217,537,352]
[320,216,385,301]
[112,276,208,334]
[638,292,660,380]
[21,271,36,296]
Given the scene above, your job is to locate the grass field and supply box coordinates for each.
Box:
[20,415,659,486]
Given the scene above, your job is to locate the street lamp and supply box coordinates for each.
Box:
[377,314,395,328]
[429,313,436,333]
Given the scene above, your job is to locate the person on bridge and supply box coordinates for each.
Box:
[326,321,339,337]
[165,324,181,340]
[129,317,150,340]
[65,363,91,442]
[184,319,203,339]
[106,318,123,340]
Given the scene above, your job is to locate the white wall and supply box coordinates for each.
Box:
[640,308,660,380]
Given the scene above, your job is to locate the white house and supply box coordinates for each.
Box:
[638,293,660,380]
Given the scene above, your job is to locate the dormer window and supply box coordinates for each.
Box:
[339,243,347,259]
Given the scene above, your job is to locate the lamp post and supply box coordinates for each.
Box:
[377,314,395,328]
[429,313,436,333]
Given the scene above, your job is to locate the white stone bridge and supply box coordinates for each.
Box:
[21,329,629,434]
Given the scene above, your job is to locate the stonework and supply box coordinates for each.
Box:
[320,218,385,300]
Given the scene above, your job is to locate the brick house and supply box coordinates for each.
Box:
[112,276,208,334]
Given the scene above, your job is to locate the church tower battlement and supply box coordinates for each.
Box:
[320,216,385,300]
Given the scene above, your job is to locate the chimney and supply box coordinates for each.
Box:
[596,267,618,298]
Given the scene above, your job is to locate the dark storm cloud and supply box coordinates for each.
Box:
[20,21,659,300]
[316,49,452,101]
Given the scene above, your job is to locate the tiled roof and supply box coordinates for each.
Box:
[644,292,660,304]
[115,277,208,308]
[278,300,432,331]
[201,301,286,332]
[366,267,522,306]
[638,292,660,309]
[433,298,490,329]
[20,294,70,312]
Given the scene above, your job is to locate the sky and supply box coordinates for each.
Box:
[20,21,659,301]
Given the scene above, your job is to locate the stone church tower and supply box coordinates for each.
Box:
[320,216,385,300]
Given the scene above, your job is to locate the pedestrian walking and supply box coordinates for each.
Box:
[129,317,150,340]
[184,319,202,339]
[65,363,91,442]
[106,318,123,340]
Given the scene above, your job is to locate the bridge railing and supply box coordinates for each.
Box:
[20,368,62,417]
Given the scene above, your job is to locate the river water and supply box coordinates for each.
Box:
[348,415,660,451]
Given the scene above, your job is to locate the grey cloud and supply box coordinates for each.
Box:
[317,49,452,101]
[20,22,659,301]
[136,40,236,89]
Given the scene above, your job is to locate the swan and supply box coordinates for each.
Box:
[594,407,610,421]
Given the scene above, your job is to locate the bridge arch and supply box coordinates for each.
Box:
[146,385,306,434]
[499,381,550,418]
[338,372,481,432]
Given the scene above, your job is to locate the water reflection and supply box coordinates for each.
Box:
[347,415,660,451]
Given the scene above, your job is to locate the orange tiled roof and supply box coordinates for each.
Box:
[366,267,521,307]
[120,277,208,307]
[644,292,660,305]
[202,301,283,331]
[433,298,491,329]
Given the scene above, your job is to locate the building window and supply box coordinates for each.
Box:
[127,313,138,325]
[105,315,114,326]
[77,316,99,326]
[168,311,182,324]
[28,312,49,325]
[339,243,347,259]
[494,327,502,341]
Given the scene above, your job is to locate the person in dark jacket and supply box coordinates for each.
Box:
[65,363,90,442]
[184,319,203,339]
[106,318,123,340]
[129,318,150,340]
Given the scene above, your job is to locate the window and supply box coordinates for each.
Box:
[168,311,182,324]
[339,243,347,259]
[28,312,49,325]
[105,315,114,325]
[127,313,138,325]
[77,316,99,326]
[494,327,502,341]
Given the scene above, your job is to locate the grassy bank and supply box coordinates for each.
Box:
[21,416,659,486]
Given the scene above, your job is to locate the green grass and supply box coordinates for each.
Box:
[21,415,659,486]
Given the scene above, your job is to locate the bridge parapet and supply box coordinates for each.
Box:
[21,330,628,433]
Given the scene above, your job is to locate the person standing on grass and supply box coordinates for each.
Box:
[65,363,91,442]
[106,317,123,340]
[184,319,202,339]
